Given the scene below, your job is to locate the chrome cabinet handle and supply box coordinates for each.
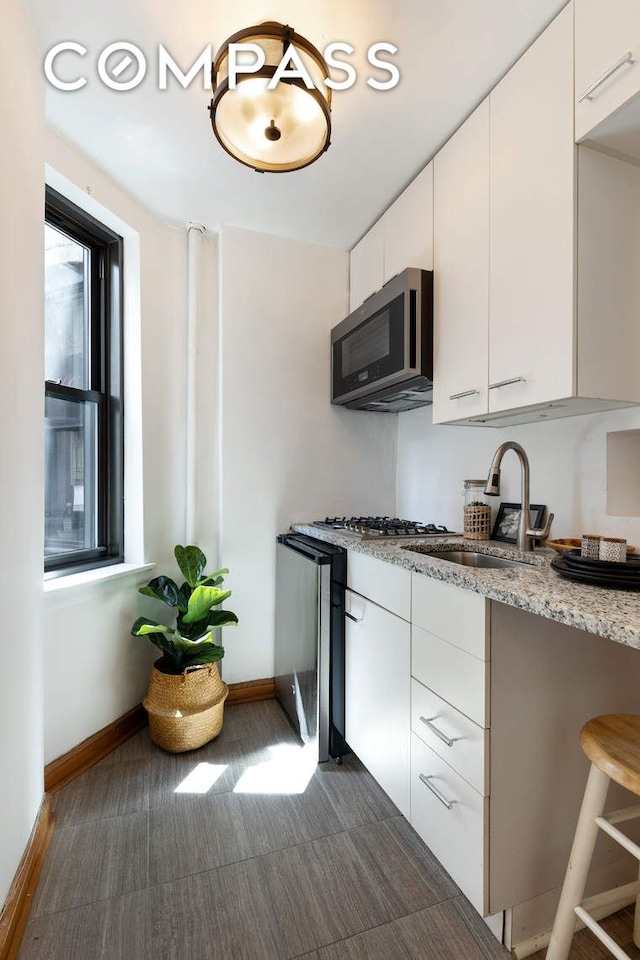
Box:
[448,389,479,401]
[419,716,459,748]
[578,52,634,103]
[345,611,362,623]
[488,376,525,390]
[419,774,456,810]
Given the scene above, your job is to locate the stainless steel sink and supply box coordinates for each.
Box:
[402,547,530,569]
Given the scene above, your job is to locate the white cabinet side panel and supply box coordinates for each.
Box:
[489,600,640,915]
[577,146,640,403]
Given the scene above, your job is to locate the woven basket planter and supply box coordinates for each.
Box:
[143,660,229,753]
[463,504,492,540]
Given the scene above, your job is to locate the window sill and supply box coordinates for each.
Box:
[44,561,155,594]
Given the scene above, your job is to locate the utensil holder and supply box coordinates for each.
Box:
[464,504,491,540]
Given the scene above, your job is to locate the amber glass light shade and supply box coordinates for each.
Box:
[209,22,332,173]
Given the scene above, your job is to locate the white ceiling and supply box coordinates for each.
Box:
[27,0,568,249]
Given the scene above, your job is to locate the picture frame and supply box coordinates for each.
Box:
[491,502,546,544]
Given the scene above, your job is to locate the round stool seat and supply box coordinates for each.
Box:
[580,714,640,796]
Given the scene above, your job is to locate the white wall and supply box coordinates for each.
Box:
[396,405,640,546]
[0,0,45,906]
[218,226,397,684]
[43,132,189,763]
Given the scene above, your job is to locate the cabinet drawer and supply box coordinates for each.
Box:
[412,573,488,659]
[411,732,487,915]
[348,551,411,620]
[411,679,488,795]
[412,624,488,727]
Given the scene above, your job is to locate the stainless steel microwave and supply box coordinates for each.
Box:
[331,267,433,412]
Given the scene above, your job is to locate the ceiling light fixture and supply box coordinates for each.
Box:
[209,21,332,173]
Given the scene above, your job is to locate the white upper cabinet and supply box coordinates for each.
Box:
[382,164,434,283]
[349,162,433,312]
[575,0,640,143]
[434,2,640,427]
[349,220,384,313]
[432,100,490,424]
[488,4,575,414]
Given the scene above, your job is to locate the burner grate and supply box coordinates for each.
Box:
[313,516,458,539]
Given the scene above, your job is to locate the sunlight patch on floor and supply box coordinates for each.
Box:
[233,742,317,795]
[174,762,229,794]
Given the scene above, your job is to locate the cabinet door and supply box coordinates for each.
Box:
[349,220,384,312]
[576,0,640,142]
[383,163,433,283]
[432,101,490,423]
[489,5,575,413]
[345,589,410,816]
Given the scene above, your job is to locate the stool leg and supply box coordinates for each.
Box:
[546,763,611,960]
[634,861,640,949]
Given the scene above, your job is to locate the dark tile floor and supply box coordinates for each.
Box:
[18,700,633,959]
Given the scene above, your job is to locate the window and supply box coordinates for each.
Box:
[44,187,123,574]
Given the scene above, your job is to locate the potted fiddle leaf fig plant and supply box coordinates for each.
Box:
[132,544,238,752]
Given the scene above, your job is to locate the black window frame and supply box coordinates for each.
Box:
[44,186,124,576]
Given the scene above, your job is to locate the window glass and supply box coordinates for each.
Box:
[44,224,90,389]
[44,188,123,575]
[44,395,98,560]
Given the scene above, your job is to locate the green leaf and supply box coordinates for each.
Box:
[172,629,216,652]
[131,617,174,637]
[146,632,177,659]
[207,610,239,628]
[200,568,229,586]
[175,545,207,588]
[182,645,224,667]
[139,576,186,610]
[183,586,231,624]
[175,616,208,641]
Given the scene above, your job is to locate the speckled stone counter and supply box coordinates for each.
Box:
[291,523,640,650]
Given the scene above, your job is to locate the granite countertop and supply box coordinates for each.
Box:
[291,523,640,650]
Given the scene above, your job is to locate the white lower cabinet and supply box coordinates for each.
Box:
[345,578,410,817]
[409,571,490,913]
[410,733,488,915]
[344,556,640,950]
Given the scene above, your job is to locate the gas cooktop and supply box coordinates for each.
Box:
[312,516,460,540]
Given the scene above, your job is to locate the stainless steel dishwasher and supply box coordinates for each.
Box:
[275,533,349,762]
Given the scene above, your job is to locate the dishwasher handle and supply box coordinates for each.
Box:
[277,534,331,564]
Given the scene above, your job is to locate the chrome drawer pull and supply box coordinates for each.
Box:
[488,376,525,390]
[578,52,634,103]
[345,611,362,623]
[420,716,458,747]
[419,774,456,810]
[448,388,479,401]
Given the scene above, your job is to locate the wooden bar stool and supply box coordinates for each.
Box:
[547,714,640,960]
